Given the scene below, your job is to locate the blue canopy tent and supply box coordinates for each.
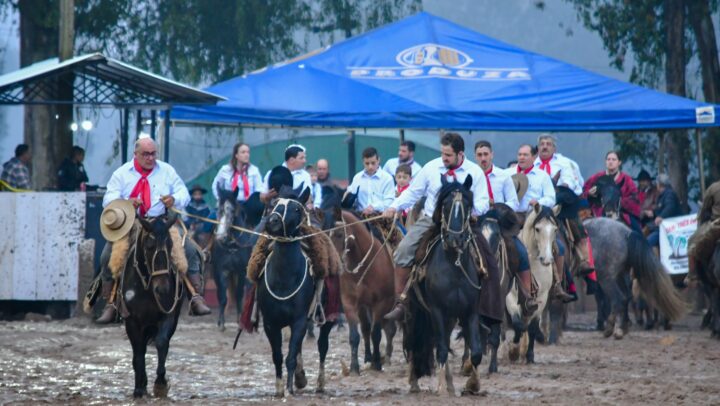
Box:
[170,12,717,131]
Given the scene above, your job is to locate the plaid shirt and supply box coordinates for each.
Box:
[1,157,31,190]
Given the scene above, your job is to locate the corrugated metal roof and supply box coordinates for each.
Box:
[0,52,225,107]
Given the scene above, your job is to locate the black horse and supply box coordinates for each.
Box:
[405,175,484,396]
[589,175,624,220]
[212,187,259,331]
[696,241,720,337]
[259,185,336,397]
[121,212,185,398]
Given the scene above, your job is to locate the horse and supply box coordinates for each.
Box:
[405,175,484,396]
[258,185,335,397]
[328,208,398,374]
[696,242,720,337]
[589,174,624,220]
[506,204,558,364]
[583,217,686,339]
[120,211,185,398]
[211,187,256,331]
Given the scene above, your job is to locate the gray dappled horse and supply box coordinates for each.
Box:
[583,217,686,339]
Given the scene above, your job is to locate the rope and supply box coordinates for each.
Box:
[0,179,31,192]
[171,207,385,243]
[355,218,397,287]
[262,250,310,301]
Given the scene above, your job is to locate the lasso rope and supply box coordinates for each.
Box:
[0,179,31,192]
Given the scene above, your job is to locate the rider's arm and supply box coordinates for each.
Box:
[538,173,556,208]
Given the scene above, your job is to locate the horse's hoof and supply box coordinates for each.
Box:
[461,359,473,376]
[463,373,480,394]
[133,388,147,398]
[409,384,421,393]
[508,344,519,362]
[350,362,361,376]
[603,327,614,338]
[275,379,284,398]
[295,369,308,389]
[489,363,498,374]
[613,329,624,340]
[153,381,170,398]
[526,354,535,364]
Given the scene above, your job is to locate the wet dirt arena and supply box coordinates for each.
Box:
[1,312,719,405]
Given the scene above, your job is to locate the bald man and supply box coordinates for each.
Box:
[316,158,332,186]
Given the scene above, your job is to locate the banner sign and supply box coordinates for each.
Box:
[659,214,697,275]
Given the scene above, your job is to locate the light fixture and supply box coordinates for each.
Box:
[81,120,93,131]
[70,122,78,131]
[145,119,152,125]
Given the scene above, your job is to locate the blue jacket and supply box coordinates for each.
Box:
[654,187,682,219]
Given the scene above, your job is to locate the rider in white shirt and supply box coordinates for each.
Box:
[347,147,395,215]
[534,134,584,195]
[383,140,422,182]
[262,144,315,206]
[212,142,267,203]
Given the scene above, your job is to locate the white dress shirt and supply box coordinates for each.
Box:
[517,166,556,212]
[348,169,395,212]
[485,165,519,211]
[390,157,490,217]
[264,163,316,203]
[103,160,190,217]
[212,163,264,202]
[533,153,583,195]
[383,157,423,180]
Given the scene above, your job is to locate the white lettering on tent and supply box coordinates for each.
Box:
[507,71,531,79]
[350,69,370,76]
[481,71,502,79]
[696,106,715,124]
[400,69,423,77]
[456,70,478,78]
[428,67,451,76]
[375,70,396,77]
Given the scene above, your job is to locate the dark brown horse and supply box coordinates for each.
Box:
[329,210,398,374]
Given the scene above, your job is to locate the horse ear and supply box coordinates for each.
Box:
[533,203,541,214]
[463,174,473,190]
[552,204,562,217]
[165,210,179,230]
[139,217,153,232]
[299,186,311,205]
[440,174,448,186]
[293,182,305,198]
[231,186,240,201]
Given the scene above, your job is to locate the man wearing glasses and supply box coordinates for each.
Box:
[95,137,211,323]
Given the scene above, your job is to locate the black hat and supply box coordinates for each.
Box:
[635,169,654,182]
[268,165,293,192]
[190,184,208,194]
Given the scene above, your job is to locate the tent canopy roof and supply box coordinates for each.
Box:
[170,12,717,131]
[0,53,225,108]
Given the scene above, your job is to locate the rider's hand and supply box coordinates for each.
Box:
[130,198,143,208]
[529,199,538,207]
[383,207,397,219]
[260,189,278,203]
[362,205,375,216]
[161,195,175,208]
[588,186,598,197]
[655,216,663,226]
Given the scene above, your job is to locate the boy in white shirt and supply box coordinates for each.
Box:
[348,147,395,216]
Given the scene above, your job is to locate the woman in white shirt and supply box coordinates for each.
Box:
[212,143,265,202]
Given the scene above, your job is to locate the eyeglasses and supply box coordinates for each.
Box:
[286,144,306,152]
[139,151,157,158]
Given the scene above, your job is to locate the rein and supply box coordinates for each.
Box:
[438,191,481,290]
[261,249,311,301]
[130,228,183,315]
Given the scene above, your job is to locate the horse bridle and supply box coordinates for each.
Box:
[216,201,252,249]
[268,198,310,238]
[440,191,472,248]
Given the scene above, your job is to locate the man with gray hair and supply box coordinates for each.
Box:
[646,174,682,249]
[534,134,584,195]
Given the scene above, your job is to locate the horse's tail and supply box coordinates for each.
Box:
[627,231,686,321]
[404,292,434,379]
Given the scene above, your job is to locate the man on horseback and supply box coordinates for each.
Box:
[515,144,574,302]
[475,140,538,314]
[534,134,584,195]
[96,138,211,324]
[383,133,495,321]
[688,179,720,283]
[347,147,395,216]
[263,144,319,207]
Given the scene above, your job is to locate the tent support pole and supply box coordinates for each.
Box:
[347,129,356,183]
[135,109,142,138]
[164,109,171,163]
[696,128,706,198]
[121,108,129,163]
[150,110,157,140]
[399,129,405,143]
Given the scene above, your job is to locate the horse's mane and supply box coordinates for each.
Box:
[431,180,474,225]
[484,202,522,236]
[532,205,557,227]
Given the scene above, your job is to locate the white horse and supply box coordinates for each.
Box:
[506,204,559,363]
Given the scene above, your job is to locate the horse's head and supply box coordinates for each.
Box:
[266,183,311,238]
[215,186,243,243]
[480,214,502,255]
[138,211,178,292]
[524,204,560,266]
[434,174,474,250]
[321,185,344,230]
[594,175,622,220]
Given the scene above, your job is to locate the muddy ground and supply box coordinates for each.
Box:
[1,311,719,405]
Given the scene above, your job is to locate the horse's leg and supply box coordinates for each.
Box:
[526,318,540,364]
[462,313,482,396]
[432,308,454,396]
[285,318,306,395]
[382,320,397,365]
[153,318,174,398]
[508,326,522,362]
[264,324,284,397]
[359,308,372,365]
[408,360,421,393]
[461,333,472,376]
[316,321,334,393]
[215,262,228,331]
[126,320,148,398]
[294,348,307,390]
[370,321,383,371]
[488,322,500,374]
[348,321,361,375]
[613,277,631,339]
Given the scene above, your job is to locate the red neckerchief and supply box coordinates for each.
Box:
[130,159,153,216]
[231,164,250,199]
[445,157,464,179]
[397,184,409,196]
[517,165,532,175]
[484,167,494,201]
[539,155,553,175]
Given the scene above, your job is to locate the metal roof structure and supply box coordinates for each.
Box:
[0,53,225,108]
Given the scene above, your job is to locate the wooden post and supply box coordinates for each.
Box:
[696,128,706,198]
[347,130,356,182]
[164,109,171,163]
[399,129,405,143]
[58,0,74,61]
[135,109,142,138]
[121,108,129,163]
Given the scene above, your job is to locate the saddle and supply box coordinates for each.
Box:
[412,224,487,281]
[689,218,720,263]
[108,221,188,280]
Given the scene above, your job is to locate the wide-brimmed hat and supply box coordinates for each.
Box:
[190,184,208,195]
[268,165,293,192]
[100,199,136,242]
[511,173,529,202]
[635,169,654,182]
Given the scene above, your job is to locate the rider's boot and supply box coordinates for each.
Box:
[517,271,539,316]
[552,255,574,302]
[187,273,212,316]
[384,267,411,321]
[96,280,117,324]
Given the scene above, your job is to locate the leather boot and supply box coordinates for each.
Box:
[96,280,117,324]
[517,271,539,316]
[552,255,574,302]
[187,273,212,316]
[384,267,411,321]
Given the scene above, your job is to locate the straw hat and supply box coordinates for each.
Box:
[511,173,529,202]
[100,199,136,242]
